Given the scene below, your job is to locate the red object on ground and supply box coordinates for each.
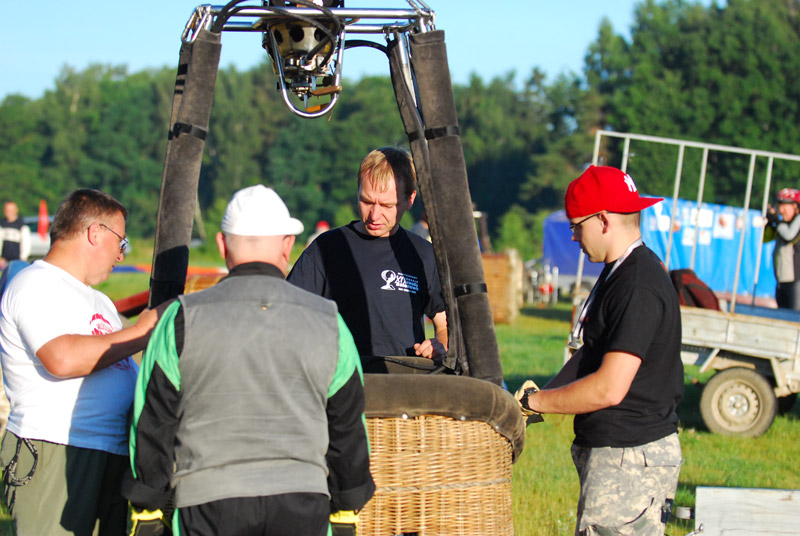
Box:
[37,199,49,240]
[114,290,150,318]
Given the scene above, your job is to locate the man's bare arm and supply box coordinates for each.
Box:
[413,311,448,359]
[37,305,165,379]
[527,351,641,414]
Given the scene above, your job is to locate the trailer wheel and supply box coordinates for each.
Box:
[700,368,777,437]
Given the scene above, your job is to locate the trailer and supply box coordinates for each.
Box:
[585,130,800,437]
[681,304,800,437]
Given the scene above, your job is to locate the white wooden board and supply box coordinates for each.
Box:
[695,486,800,535]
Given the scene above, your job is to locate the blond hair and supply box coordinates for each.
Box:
[357,147,416,200]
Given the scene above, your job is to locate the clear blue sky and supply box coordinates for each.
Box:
[0,1,651,100]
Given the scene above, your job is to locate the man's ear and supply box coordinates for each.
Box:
[282,235,296,262]
[599,211,611,233]
[407,190,417,210]
[216,232,227,260]
[86,222,101,246]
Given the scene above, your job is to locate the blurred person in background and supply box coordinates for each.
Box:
[765,187,800,310]
[0,200,31,270]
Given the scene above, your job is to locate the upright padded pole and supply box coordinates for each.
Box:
[408,30,503,386]
[387,38,467,375]
[149,29,222,307]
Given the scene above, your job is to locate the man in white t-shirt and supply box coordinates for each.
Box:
[0,189,163,535]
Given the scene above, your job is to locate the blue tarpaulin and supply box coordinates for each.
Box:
[542,211,604,280]
[543,198,776,298]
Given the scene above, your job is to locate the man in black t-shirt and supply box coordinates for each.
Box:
[0,201,30,269]
[518,166,683,535]
[288,147,447,359]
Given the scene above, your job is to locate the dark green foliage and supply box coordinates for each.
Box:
[587,0,800,203]
[3,0,800,256]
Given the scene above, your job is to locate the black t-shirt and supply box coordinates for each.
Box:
[287,222,445,357]
[574,245,683,448]
[0,218,24,260]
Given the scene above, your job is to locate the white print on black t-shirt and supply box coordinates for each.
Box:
[380,270,419,294]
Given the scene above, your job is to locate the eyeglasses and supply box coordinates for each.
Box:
[569,213,600,232]
[98,223,129,254]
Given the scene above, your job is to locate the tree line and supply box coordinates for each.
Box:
[2,0,800,261]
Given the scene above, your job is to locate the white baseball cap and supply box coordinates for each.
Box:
[221,185,304,236]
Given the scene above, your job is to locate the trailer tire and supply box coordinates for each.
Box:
[700,368,776,437]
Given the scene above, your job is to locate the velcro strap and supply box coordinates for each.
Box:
[453,282,487,297]
[407,129,425,143]
[425,125,460,140]
[407,125,460,143]
[169,122,207,140]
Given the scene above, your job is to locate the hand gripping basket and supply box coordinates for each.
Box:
[360,374,526,536]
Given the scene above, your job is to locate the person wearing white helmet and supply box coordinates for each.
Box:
[766,188,800,310]
[124,185,374,536]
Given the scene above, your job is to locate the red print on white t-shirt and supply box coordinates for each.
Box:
[90,313,115,336]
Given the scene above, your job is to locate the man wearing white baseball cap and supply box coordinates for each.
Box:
[124,185,374,535]
[517,166,684,535]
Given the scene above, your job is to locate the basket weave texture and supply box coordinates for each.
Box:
[360,415,514,536]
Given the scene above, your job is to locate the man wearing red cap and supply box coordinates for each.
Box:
[518,166,684,535]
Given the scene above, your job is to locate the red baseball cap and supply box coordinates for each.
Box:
[565,165,662,219]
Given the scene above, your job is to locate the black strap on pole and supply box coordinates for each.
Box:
[169,122,208,141]
[453,283,488,298]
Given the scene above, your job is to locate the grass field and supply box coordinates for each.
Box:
[4,253,799,534]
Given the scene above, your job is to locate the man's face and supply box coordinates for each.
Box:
[569,212,605,263]
[4,202,18,222]
[778,202,798,223]
[358,174,415,238]
[88,212,126,286]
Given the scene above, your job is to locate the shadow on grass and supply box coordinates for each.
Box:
[505,374,558,396]
[678,377,706,431]
[520,305,573,323]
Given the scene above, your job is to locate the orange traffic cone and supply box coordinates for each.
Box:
[38,199,49,240]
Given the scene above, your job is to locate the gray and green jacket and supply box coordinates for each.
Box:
[124,262,374,511]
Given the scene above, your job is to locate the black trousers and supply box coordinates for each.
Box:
[776,281,800,311]
[177,492,329,536]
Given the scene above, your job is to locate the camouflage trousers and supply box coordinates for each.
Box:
[571,433,682,536]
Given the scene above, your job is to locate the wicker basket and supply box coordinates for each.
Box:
[183,274,224,294]
[361,415,514,535]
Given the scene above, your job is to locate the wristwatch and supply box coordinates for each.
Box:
[521,386,539,412]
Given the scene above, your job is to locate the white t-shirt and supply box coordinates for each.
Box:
[0,260,137,455]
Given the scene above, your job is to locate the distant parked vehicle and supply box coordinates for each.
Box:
[22,216,51,259]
